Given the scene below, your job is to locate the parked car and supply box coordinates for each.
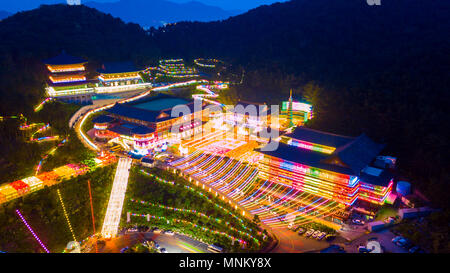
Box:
[358,245,371,253]
[409,246,420,253]
[297,228,306,235]
[392,236,403,243]
[409,246,425,253]
[395,238,411,248]
[127,227,138,232]
[400,239,412,249]
[160,248,168,253]
[352,219,365,225]
[317,232,327,240]
[288,224,299,231]
[312,230,321,238]
[305,229,315,237]
[165,230,175,236]
[120,247,129,253]
[153,228,161,234]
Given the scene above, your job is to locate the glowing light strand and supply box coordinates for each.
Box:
[57,189,77,242]
[15,209,50,253]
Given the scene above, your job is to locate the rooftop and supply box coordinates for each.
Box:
[43,52,87,65]
[259,129,385,177]
[257,142,356,175]
[108,122,155,136]
[284,127,355,148]
[360,167,394,187]
[92,115,115,124]
[105,94,203,123]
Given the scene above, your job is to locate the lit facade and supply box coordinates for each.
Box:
[257,127,394,206]
[43,52,94,98]
[280,91,313,128]
[222,101,274,141]
[92,94,210,155]
[96,62,150,93]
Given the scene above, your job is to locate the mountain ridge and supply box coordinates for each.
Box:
[85,0,238,27]
[0,10,12,20]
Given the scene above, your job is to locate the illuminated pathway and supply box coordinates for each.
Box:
[101,157,132,238]
[169,153,342,230]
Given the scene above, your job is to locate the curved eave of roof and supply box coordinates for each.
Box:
[47,80,90,87]
[284,127,355,148]
[330,134,385,174]
[106,103,161,123]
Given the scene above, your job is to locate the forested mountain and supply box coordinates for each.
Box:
[0,1,449,209]
[153,0,449,89]
[0,10,12,20]
[85,0,237,27]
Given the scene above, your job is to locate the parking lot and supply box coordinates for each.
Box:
[84,230,211,253]
[340,229,409,253]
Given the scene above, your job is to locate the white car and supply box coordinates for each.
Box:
[352,219,365,225]
[305,229,315,237]
[317,232,327,240]
[165,230,175,236]
[312,230,321,238]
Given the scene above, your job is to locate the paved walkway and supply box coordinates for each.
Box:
[101,157,132,238]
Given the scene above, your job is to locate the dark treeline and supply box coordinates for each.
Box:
[0,1,449,210]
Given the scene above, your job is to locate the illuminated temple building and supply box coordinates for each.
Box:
[222,101,275,141]
[43,51,94,101]
[279,91,313,128]
[96,62,149,92]
[257,127,394,207]
[92,94,209,153]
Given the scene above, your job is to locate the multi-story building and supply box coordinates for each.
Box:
[279,91,313,128]
[43,51,94,102]
[257,127,394,207]
[96,62,150,93]
[92,94,210,154]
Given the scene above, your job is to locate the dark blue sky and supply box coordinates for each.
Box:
[0,0,289,13]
